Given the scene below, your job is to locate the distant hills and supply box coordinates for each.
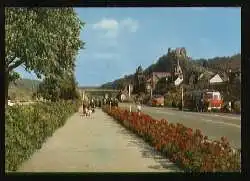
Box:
[194,54,241,72]
[101,52,241,89]
[8,78,41,100]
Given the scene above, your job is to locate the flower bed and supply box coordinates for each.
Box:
[102,106,241,172]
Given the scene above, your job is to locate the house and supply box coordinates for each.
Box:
[117,84,133,101]
[146,72,172,90]
[174,77,184,86]
[209,74,224,84]
[197,71,225,89]
[231,69,241,84]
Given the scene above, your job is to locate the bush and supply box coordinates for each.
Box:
[5,100,80,171]
[103,106,241,172]
[233,101,241,114]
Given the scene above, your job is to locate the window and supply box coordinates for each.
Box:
[205,93,213,99]
[213,95,219,100]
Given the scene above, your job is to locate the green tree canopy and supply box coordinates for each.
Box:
[5,7,84,101]
[37,73,80,102]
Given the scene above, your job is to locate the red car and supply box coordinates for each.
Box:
[151,95,164,107]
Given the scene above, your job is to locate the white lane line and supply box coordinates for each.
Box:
[147,106,241,120]
[176,111,241,120]
[213,114,241,120]
[201,119,241,129]
[155,110,176,115]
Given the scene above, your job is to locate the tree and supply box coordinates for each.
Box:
[37,73,80,102]
[8,71,20,85]
[202,60,208,69]
[5,8,84,103]
[58,74,80,100]
[37,76,60,102]
[155,77,167,94]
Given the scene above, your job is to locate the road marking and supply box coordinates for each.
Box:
[174,111,241,120]
[146,106,241,120]
[213,114,241,120]
[201,119,241,129]
[155,110,176,115]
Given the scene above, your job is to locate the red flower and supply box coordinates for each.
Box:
[102,106,240,172]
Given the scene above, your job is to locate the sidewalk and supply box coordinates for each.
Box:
[18,108,180,172]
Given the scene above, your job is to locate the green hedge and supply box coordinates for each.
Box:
[5,100,80,171]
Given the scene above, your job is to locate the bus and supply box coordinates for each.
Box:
[181,90,223,112]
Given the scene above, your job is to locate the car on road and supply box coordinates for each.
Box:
[8,100,14,106]
[150,95,164,107]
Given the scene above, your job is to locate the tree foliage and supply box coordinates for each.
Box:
[8,71,20,85]
[37,74,80,102]
[155,77,167,94]
[5,7,84,101]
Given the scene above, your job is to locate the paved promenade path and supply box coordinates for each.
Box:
[18,108,180,172]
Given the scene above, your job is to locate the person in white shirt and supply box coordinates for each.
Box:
[228,101,232,112]
[137,101,142,116]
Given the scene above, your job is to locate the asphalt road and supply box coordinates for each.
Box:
[119,103,241,149]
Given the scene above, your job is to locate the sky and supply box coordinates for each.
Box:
[15,7,241,86]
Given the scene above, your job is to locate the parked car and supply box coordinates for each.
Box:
[8,100,14,106]
[150,95,164,107]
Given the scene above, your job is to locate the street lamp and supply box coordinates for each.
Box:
[181,85,184,111]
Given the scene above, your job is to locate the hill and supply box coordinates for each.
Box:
[101,51,241,90]
[195,53,241,72]
[101,75,134,90]
[8,78,41,101]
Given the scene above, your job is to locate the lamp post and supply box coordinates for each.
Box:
[128,84,132,113]
[181,85,184,111]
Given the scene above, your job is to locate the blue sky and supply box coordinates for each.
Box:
[16,7,241,86]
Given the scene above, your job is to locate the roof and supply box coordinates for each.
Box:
[152,72,171,76]
[152,72,171,80]
[217,72,229,82]
[198,71,215,81]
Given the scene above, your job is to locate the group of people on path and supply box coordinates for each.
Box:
[103,97,119,107]
[81,95,143,117]
[81,97,119,117]
[82,99,99,117]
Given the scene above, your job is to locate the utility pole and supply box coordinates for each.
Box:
[128,84,131,99]
[129,84,132,113]
[150,87,153,99]
[181,85,184,111]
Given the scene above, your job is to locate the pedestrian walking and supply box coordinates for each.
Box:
[228,101,232,112]
[137,101,142,116]
[200,97,204,112]
[82,100,88,117]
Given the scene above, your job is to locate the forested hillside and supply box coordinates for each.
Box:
[101,53,241,89]
[8,78,41,101]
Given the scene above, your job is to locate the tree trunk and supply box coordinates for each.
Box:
[5,71,9,106]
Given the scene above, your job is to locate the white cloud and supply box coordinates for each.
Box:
[93,18,119,38]
[92,17,139,39]
[93,18,119,31]
[120,18,139,33]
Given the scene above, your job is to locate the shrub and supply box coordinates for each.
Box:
[103,106,241,172]
[233,101,241,114]
[5,100,80,171]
